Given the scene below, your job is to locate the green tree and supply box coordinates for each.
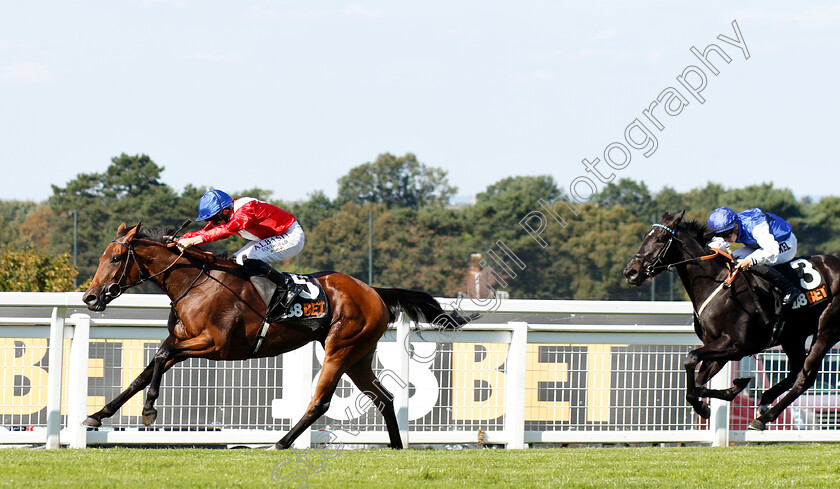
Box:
[0,200,41,249]
[288,190,336,233]
[303,202,371,279]
[374,206,472,295]
[48,154,186,284]
[652,187,686,217]
[337,153,456,209]
[595,178,654,219]
[721,183,803,219]
[793,196,840,255]
[0,247,76,291]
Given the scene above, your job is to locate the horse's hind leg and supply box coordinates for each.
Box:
[83,335,176,427]
[274,354,346,450]
[345,351,403,449]
[750,327,840,430]
[756,341,807,415]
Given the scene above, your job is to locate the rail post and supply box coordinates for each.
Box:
[709,360,732,447]
[396,313,410,447]
[505,321,527,449]
[45,307,66,449]
[66,313,91,448]
[292,342,314,449]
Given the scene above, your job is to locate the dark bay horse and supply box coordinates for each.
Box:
[623,210,840,430]
[82,223,471,448]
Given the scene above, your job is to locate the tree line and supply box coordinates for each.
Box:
[2,152,839,301]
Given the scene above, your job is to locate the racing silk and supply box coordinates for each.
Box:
[183,198,297,244]
[708,208,795,266]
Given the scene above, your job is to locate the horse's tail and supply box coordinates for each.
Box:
[373,287,478,330]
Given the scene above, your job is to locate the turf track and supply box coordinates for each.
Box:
[2,444,839,488]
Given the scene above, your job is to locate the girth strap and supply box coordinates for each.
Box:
[249,319,272,357]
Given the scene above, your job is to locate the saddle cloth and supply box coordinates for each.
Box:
[249,272,330,325]
[773,257,831,311]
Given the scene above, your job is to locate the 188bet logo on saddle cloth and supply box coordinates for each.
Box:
[780,258,831,310]
[277,273,329,320]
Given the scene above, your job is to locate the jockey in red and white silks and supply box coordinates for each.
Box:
[178,191,304,266]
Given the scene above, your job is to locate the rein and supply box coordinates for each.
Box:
[636,227,741,287]
[638,223,772,329]
[106,238,198,299]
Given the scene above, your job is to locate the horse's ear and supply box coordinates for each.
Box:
[124,223,141,240]
[117,223,127,234]
[674,209,686,223]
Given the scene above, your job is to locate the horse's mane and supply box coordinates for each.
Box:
[135,226,177,244]
[120,225,235,262]
[680,219,710,242]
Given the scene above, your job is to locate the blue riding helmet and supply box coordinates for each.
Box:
[196,189,234,221]
[708,207,737,234]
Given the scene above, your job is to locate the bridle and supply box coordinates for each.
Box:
[633,222,742,283]
[632,223,682,278]
[105,237,196,299]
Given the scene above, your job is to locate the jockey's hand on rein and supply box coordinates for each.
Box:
[176,236,204,251]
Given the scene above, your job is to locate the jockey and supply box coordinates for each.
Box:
[707,206,799,307]
[176,189,305,308]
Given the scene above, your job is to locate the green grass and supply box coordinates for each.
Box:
[2,445,840,488]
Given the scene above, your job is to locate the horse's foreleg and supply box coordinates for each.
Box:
[83,335,177,427]
[693,359,752,400]
[756,342,807,415]
[684,336,741,418]
[346,353,403,449]
[142,333,216,426]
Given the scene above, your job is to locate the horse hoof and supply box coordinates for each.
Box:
[82,416,101,428]
[697,402,711,419]
[266,445,277,451]
[142,409,158,426]
[748,419,766,431]
[734,377,752,389]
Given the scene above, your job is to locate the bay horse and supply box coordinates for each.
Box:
[623,210,840,430]
[82,223,471,448]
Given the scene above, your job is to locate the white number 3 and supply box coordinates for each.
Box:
[790,259,820,291]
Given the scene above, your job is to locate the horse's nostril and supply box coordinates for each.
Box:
[83,294,97,305]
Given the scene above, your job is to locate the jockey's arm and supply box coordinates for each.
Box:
[742,221,780,266]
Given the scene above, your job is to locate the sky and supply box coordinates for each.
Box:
[2,1,839,205]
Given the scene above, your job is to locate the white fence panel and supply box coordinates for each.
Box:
[1,292,839,448]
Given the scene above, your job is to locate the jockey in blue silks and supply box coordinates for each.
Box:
[707,207,800,307]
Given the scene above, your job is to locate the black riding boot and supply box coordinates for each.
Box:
[750,264,800,307]
[242,259,303,309]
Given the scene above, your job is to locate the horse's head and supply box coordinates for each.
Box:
[83,223,143,311]
[624,210,686,286]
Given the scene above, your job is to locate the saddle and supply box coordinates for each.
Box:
[767,258,831,311]
[750,257,831,348]
[248,272,330,325]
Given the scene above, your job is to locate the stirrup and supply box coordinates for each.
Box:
[280,282,303,309]
[781,289,798,307]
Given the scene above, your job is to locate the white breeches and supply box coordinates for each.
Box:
[232,221,305,265]
[733,233,797,266]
